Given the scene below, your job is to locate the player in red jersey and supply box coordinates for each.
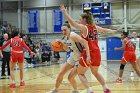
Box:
[114,31,140,83]
[0,30,35,88]
[60,4,118,93]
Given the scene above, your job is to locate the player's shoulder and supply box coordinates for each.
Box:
[70,32,78,38]
[70,32,76,35]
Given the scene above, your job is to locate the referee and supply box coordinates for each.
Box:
[1,33,11,78]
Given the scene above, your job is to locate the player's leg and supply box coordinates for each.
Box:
[18,62,25,86]
[77,64,93,93]
[130,51,139,77]
[9,60,16,88]
[131,62,140,77]
[90,66,110,93]
[18,53,25,86]
[130,52,140,77]
[47,63,73,93]
[68,66,79,93]
[116,62,126,83]
[90,50,110,93]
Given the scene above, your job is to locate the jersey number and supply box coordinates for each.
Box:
[88,29,98,40]
[128,42,135,49]
[13,40,20,46]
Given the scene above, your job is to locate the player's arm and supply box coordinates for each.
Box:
[96,25,117,34]
[54,39,70,52]
[114,40,126,50]
[22,39,33,53]
[0,50,3,58]
[62,43,70,52]
[0,39,11,50]
[70,32,90,60]
[60,4,87,37]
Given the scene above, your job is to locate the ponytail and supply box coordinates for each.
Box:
[80,12,94,26]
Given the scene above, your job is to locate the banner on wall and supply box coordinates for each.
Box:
[53,9,63,33]
[28,10,39,33]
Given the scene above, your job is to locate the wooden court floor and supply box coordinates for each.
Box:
[0,61,140,93]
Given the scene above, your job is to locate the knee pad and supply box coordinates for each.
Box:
[120,63,125,70]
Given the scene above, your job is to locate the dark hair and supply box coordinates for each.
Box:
[62,21,71,29]
[122,31,129,37]
[80,12,94,26]
[11,30,19,38]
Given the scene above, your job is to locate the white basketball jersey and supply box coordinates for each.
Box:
[62,32,82,60]
[131,38,140,50]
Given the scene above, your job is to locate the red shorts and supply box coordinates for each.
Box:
[10,52,24,63]
[122,51,136,63]
[79,49,101,67]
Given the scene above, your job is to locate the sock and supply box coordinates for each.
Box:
[55,88,58,91]
[12,80,15,84]
[102,84,108,91]
[119,77,122,79]
[73,89,78,91]
[87,87,92,92]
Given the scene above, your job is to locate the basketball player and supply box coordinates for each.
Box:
[0,30,35,88]
[60,4,118,93]
[47,21,90,93]
[115,31,140,83]
[130,32,140,76]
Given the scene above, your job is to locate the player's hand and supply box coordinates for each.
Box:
[31,52,35,56]
[0,54,3,58]
[55,39,62,43]
[60,4,67,13]
[63,44,70,51]
[86,56,91,64]
[114,47,118,50]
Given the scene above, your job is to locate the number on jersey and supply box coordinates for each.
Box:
[128,41,135,49]
[13,40,20,46]
[88,29,98,40]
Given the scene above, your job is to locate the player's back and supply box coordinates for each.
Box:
[81,25,99,50]
[124,37,135,52]
[11,37,23,52]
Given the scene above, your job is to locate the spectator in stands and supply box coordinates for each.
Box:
[41,50,51,65]
[42,43,47,52]
[53,51,60,63]
[24,50,32,67]
[34,45,41,62]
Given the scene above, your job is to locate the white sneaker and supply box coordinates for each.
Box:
[46,89,58,93]
[87,90,94,93]
[130,71,134,77]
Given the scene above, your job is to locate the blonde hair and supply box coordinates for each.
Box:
[80,12,94,26]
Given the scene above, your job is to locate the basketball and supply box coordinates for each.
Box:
[51,40,63,52]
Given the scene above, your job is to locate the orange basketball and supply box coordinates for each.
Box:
[51,40,63,52]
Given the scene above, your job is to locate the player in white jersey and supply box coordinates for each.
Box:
[46,21,90,93]
[130,32,140,76]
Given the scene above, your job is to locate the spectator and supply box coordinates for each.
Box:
[34,46,41,62]
[53,51,60,63]
[41,50,51,65]
[24,51,32,66]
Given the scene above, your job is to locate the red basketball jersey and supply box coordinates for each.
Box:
[124,37,135,52]
[1,37,32,53]
[81,25,99,50]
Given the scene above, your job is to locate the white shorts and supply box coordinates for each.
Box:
[135,50,140,59]
[66,56,79,66]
